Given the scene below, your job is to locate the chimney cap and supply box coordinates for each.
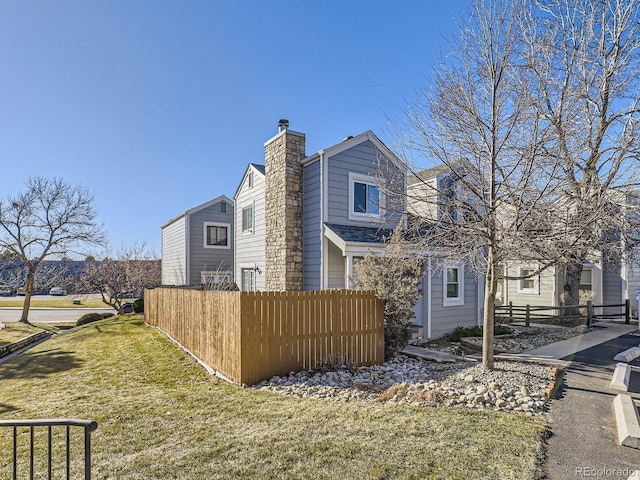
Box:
[278,119,289,132]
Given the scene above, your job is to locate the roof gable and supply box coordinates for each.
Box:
[234,163,265,198]
[162,194,233,229]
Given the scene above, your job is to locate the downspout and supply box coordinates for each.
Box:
[320,152,326,289]
[427,256,432,339]
[185,214,190,285]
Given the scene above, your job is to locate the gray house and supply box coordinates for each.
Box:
[234,120,481,338]
[234,121,405,292]
[161,195,234,285]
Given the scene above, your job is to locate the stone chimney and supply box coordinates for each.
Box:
[264,120,305,291]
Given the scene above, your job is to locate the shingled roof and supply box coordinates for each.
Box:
[324,223,393,244]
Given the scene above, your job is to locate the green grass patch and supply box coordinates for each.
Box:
[0,297,106,308]
[0,316,547,479]
[0,323,43,346]
[446,325,513,342]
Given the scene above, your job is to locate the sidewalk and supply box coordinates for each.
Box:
[540,325,640,480]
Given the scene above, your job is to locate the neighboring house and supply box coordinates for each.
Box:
[161,195,234,285]
[234,164,266,291]
[407,167,483,339]
[498,259,640,312]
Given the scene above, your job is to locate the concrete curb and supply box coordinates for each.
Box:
[611,363,632,391]
[613,393,640,449]
[614,345,640,362]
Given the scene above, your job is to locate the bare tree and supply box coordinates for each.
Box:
[0,177,106,323]
[80,244,161,314]
[523,0,640,306]
[353,231,424,358]
[389,0,569,369]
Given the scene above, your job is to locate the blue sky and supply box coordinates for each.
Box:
[0,1,470,256]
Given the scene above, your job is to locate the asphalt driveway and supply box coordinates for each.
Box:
[545,332,640,479]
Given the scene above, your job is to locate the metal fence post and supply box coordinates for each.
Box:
[586,300,593,328]
[525,304,530,327]
[509,301,513,323]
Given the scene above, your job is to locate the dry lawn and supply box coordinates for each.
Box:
[0,322,43,346]
[0,316,547,479]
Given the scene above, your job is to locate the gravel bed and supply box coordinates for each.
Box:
[416,324,596,354]
[254,354,554,415]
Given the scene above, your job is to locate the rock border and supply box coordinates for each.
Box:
[0,331,50,359]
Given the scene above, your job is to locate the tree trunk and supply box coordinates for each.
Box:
[482,251,498,370]
[562,262,583,315]
[19,269,36,324]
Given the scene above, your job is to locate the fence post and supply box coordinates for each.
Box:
[625,298,630,324]
[586,300,593,328]
[525,304,530,327]
[509,301,513,323]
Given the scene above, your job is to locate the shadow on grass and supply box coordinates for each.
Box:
[0,403,17,415]
[0,348,84,380]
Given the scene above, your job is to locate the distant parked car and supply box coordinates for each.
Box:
[17,287,26,296]
[121,302,134,314]
[0,287,17,296]
[49,286,64,296]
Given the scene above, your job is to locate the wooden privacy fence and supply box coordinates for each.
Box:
[145,288,384,385]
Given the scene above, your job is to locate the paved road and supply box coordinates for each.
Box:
[0,307,113,323]
[545,332,640,479]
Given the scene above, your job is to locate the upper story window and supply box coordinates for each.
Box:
[242,205,254,233]
[248,171,254,189]
[348,172,384,221]
[204,223,230,249]
[443,263,464,306]
[220,202,227,214]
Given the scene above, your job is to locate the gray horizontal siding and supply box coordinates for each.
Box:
[602,256,623,305]
[303,160,322,290]
[161,216,186,285]
[503,265,556,307]
[188,200,234,284]
[430,266,478,339]
[326,140,403,229]
[327,240,345,288]
[235,172,266,291]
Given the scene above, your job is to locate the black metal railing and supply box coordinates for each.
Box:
[494,299,630,327]
[0,418,98,480]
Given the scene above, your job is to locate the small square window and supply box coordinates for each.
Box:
[518,267,538,294]
[204,223,229,248]
[349,173,384,221]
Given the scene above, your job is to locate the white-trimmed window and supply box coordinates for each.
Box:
[242,205,254,233]
[348,172,384,221]
[443,264,464,306]
[204,223,230,248]
[248,171,254,189]
[241,268,256,291]
[220,201,227,214]
[518,267,538,294]
[201,271,231,284]
[580,269,592,292]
